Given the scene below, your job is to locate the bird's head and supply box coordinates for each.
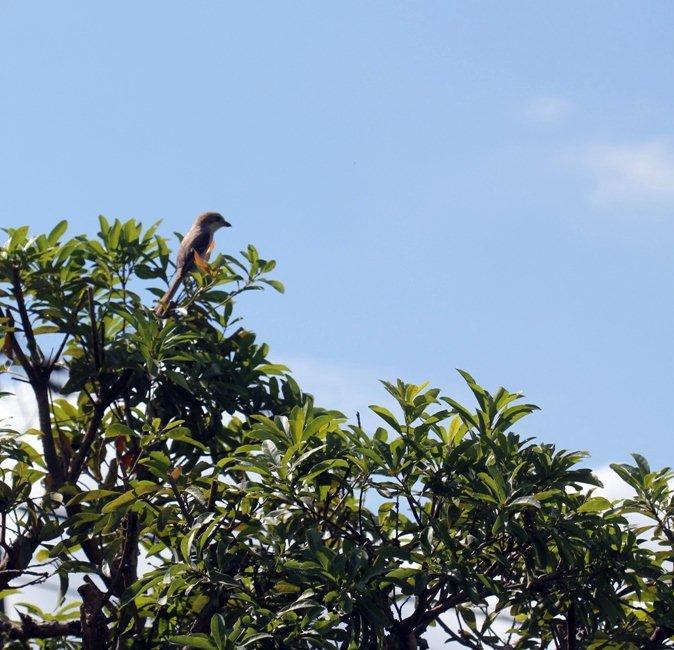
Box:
[197,211,231,233]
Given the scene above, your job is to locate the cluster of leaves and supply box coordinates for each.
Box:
[0,219,672,649]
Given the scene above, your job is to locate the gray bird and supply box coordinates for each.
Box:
[156,211,231,315]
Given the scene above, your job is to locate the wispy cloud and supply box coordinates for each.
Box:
[593,464,635,501]
[582,141,674,204]
[0,381,37,432]
[526,95,573,123]
[283,355,397,427]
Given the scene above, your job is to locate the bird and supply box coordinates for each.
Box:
[155,211,231,315]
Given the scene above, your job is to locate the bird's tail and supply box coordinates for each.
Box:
[155,270,184,316]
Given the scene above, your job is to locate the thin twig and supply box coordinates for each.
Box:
[167,471,193,526]
[87,286,102,371]
[49,333,70,370]
[207,478,218,511]
[0,512,6,552]
[3,309,33,380]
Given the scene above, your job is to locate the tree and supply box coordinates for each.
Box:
[0,218,672,649]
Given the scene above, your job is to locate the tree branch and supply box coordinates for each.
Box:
[6,268,64,487]
[0,613,80,640]
[35,378,64,486]
[10,265,41,364]
[0,533,39,591]
[3,308,32,378]
[566,602,577,650]
[207,478,218,511]
[168,471,193,526]
[648,625,674,647]
[87,286,102,371]
[79,575,108,649]
[68,403,105,483]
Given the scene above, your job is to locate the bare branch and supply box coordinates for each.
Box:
[10,265,41,365]
[0,614,80,641]
[87,286,102,371]
[0,531,40,591]
[207,478,218,511]
[566,602,577,650]
[79,575,108,649]
[5,270,65,486]
[2,309,32,378]
[49,332,70,369]
[68,403,105,483]
[168,470,193,526]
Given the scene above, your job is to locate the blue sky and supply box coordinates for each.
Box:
[2,2,674,467]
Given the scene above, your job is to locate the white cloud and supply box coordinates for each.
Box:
[582,141,674,204]
[593,464,636,501]
[0,381,38,432]
[282,355,398,428]
[526,95,573,123]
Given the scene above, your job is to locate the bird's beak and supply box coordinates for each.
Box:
[222,218,232,228]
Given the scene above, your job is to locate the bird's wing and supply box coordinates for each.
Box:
[176,229,212,273]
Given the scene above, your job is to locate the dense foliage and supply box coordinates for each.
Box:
[0,219,672,649]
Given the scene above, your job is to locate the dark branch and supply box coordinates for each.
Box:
[649,625,674,647]
[0,532,40,591]
[207,478,218,511]
[10,265,41,364]
[168,471,193,525]
[68,403,105,483]
[566,602,577,650]
[0,614,80,640]
[5,273,64,487]
[3,309,32,377]
[79,575,108,649]
[87,286,102,371]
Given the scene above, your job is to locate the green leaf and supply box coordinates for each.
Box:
[631,453,651,476]
[263,279,285,293]
[478,471,506,503]
[109,220,122,249]
[255,363,290,376]
[66,489,119,507]
[355,596,390,627]
[180,527,199,562]
[101,481,158,513]
[169,634,218,649]
[166,370,193,392]
[104,423,137,439]
[369,405,401,432]
[48,220,68,244]
[577,496,612,513]
[239,634,274,646]
[386,568,417,581]
[509,496,541,509]
[491,511,505,535]
[610,463,639,490]
[168,433,207,451]
[440,396,478,428]
[120,574,167,607]
[210,614,227,649]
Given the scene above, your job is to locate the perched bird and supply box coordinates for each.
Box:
[155,211,231,315]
